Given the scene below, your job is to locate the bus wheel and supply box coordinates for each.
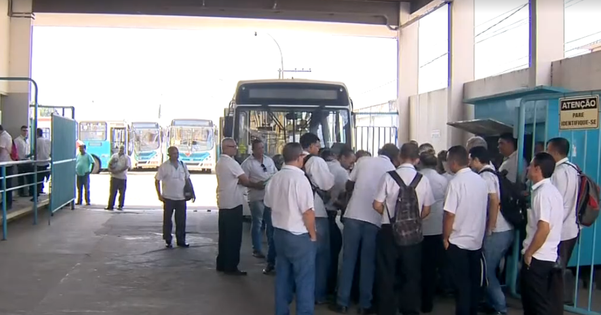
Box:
[92,156,101,174]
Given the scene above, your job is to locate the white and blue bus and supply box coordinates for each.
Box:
[131,121,164,170]
[168,119,216,173]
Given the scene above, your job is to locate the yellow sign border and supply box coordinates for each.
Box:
[558,95,600,131]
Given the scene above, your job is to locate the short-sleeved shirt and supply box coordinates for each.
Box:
[420,168,448,236]
[241,155,277,202]
[550,158,580,241]
[0,131,13,162]
[375,163,435,225]
[155,160,190,201]
[76,153,95,176]
[345,155,395,227]
[444,167,489,250]
[523,178,564,262]
[216,154,246,209]
[478,165,513,232]
[109,154,131,180]
[326,160,349,211]
[499,150,527,184]
[303,152,335,218]
[265,165,314,235]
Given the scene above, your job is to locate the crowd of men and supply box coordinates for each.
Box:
[214,132,580,315]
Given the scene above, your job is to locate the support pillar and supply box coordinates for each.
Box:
[396,2,419,144]
[529,0,564,87]
[447,0,475,146]
[3,0,33,136]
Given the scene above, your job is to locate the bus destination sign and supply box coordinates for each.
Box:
[559,95,599,130]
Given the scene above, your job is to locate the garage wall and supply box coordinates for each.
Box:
[463,68,530,101]
[409,87,449,151]
[0,0,10,94]
[551,50,601,91]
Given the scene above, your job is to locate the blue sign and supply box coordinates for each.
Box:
[171,119,213,127]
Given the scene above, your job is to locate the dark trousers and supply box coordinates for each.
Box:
[520,258,563,315]
[35,165,49,195]
[376,225,422,315]
[327,210,342,295]
[76,173,91,204]
[447,243,483,315]
[216,205,243,272]
[1,166,13,208]
[421,234,445,313]
[17,164,32,196]
[558,236,578,304]
[107,177,126,208]
[162,198,187,244]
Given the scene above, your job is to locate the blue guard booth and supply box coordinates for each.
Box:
[449,86,601,314]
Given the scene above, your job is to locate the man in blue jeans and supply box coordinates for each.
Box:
[241,139,278,273]
[265,142,317,315]
[469,146,514,315]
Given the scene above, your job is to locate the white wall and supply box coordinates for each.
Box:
[0,0,10,94]
[463,68,530,101]
[409,88,449,151]
[551,50,601,91]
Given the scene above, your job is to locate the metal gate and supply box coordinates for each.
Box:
[49,114,77,216]
[511,91,601,314]
[353,111,398,155]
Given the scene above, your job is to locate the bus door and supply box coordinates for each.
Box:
[110,127,128,155]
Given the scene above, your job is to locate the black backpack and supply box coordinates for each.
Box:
[302,154,331,204]
[478,168,527,228]
[386,171,423,246]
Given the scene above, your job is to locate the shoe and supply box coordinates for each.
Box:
[117,206,123,211]
[263,264,275,275]
[104,207,114,211]
[75,202,82,206]
[328,305,348,314]
[224,269,247,276]
[252,250,265,259]
[315,300,328,306]
[177,243,190,248]
[357,307,375,315]
[86,203,91,206]
[165,242,173,248]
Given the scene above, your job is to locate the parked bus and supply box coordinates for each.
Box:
[131,121,163,170]
[168,119,216,173]
[220,79,354,219]
[79,120,132,173]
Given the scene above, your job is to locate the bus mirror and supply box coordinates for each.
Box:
[223,117,233,138]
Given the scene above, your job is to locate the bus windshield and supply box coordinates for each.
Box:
[236,108,350,157]
[80,122,107,141]
[170,126,214,152]
[133,129,160,151]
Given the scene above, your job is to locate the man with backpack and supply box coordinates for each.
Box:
[372,142,434,315]
[469,146,515,315]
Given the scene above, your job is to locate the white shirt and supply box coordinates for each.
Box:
[550,158,580,240]
[478,165,513,233]
[499,150,527,184]
[345,155,395,227]
[0,131,12,162]
[14,135,29,160]
[155,160,190,201]
[303,151,335,218]
[420,168,448,236]
[265,165,315,235]
[444,167,489,250]
[36,137,52,166]
[241,154,277,202]
[326,160,349,211]
[375,163,435,225]
[109,153,131,179]
[216,154,246,209]
[522,178,564,262]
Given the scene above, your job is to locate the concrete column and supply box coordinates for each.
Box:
[447,0,475,146]
[529,0,564,87]
[3,0,33,137]
[397,2,419,144]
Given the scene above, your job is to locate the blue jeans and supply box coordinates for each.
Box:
[337,218,379,309]
[274,228,316,315]
[250,200,275,263]
[484,230,514,313]
[315,217,331,303]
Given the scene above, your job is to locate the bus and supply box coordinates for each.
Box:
[168,119,216,173]
[79,120,132,173]
[131,121,164,170]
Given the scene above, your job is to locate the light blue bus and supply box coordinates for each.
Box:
[79,120,131,173]
[168,119,216,173]
[131,121,164,170]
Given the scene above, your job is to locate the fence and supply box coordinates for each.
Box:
[353,111,398,155]
[510,91,601,314]
[49,114,77,215]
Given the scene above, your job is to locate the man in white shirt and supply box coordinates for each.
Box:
[14,125,31,197]
[155,146,195,248]
[331,144,399,314]
[215,138,264,276]
[0,125,14,209]
[264,142,317,315]
[521,152,564,315]
[300,132,335,305]
[35,128,52,198]
[443,145,488,315]
[469,146,514,315]
[241,139,278,273]
[546,137,579,304]
[417,151,449,313]
[105,145,131,210]
[498,133,527,184]
[373,142,434,315]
